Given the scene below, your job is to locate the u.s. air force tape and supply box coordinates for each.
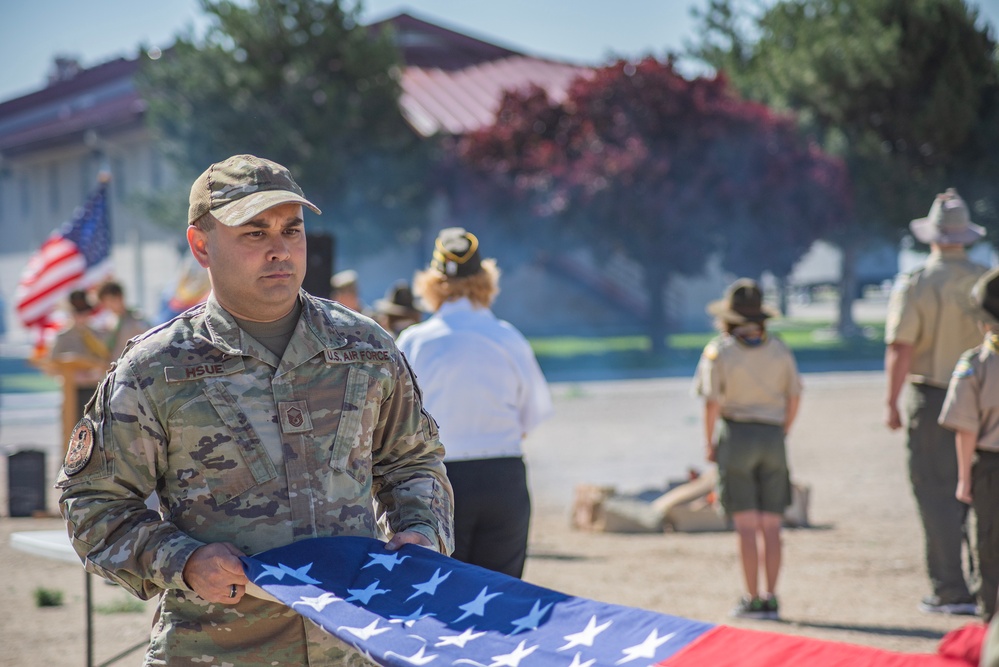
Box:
[64,418,97,476]
[324,349,390,364]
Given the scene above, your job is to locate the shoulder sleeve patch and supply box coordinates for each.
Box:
[64,418,97,476]
[952,358,975,379]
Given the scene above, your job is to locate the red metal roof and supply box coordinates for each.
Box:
[401,56,590,137]
[0,13,591,151]
[0,58,144,155]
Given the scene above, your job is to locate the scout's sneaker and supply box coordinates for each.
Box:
[730,596,770,619]
[762,594,780,620]
[918,596,978,616]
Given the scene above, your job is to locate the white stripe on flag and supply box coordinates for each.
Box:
[15,239,86,325]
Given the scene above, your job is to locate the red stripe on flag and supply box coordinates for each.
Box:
[15,238,86,328]
[659,625,977,667]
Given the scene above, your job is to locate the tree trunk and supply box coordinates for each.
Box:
[775,274,789,318]
[837,239,859,338]
[644,264,669,355]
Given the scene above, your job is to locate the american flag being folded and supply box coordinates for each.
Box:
[241,536,979,667]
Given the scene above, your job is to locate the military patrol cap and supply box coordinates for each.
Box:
[910,188,985,246]
[707,278,780,324]
[971,266,999,326]
[188,154,321,227]
[431,228,482,278]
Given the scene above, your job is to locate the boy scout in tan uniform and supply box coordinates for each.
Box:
[940,266,999,621]
[885,188,985,615]
[694,279,802,620]
[57,155,454,666]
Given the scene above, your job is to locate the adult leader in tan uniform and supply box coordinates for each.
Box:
[57,154,454,666]
[885,187,986,615]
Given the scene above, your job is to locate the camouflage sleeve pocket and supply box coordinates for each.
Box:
[329,367,377,482]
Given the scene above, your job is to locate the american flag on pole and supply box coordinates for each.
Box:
[242,536,982,667]
[15,180,112,330]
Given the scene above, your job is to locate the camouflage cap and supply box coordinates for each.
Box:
[188,154,321,227]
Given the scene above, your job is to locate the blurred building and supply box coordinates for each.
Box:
[0,12,726,344]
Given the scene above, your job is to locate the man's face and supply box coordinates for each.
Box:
[187,202,307,322]
[99,294,125,316]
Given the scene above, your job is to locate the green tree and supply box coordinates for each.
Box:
[693,0,999,334]
[137,0,436,251]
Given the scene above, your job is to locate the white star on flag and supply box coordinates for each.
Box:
[559,615,613,650]
[490,640,538,667]
[454,587,502,622]
[338,620,391,640]
[435,627,486,648]
[256,562,321,584]
[510,600,554,635]
[290,592,341,612]
[385,646,438,665]
[345,580,390,604]
[616,629,676,664]
[568,653,597,667]
[390,605,435,627]
[407,568,451,601]
[363,552,411,572]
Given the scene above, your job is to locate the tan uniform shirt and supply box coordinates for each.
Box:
[939,334,999,452]
[693,333,802,425]
[107,309,151,360]
[57,292,454,666]
[885,248,986,388]
[49,322,109,387]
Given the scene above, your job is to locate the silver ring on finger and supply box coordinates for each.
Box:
[229,584,237,599]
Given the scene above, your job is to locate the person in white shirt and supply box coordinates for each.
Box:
[397,227,553,578]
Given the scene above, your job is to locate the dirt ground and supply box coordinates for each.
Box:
[0,372,985,666]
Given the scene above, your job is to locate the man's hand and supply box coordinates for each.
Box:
[182,543,248,604]
[705,443,717,463]
[956,479,973,505]
[385,530,433,552]
[886,402,902,431]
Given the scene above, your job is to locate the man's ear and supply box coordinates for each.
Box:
[187,226,211,268]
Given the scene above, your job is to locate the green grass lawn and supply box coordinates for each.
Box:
[0,319,886,391]
[0,356,59,393]
[529,320,886,377]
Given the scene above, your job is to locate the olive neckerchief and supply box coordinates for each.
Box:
[80,324,110,362]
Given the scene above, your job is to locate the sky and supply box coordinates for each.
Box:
[3,0,996,104]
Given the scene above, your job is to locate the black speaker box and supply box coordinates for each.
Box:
[302,232,335,298]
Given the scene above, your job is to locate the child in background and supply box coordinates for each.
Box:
[693,279,802,620]
[939,265,999,621]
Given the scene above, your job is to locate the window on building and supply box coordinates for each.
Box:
[49,163,61,213]
[19,174,31,220]
[80,157,92,201]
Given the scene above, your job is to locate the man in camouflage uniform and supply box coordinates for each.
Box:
[57,154,454,665]
[885,188,986,615]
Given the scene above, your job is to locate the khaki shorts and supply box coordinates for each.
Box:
[716,419,791,515]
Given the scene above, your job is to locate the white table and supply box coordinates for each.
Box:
[10,530,145,667]
[10,529,78,563]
